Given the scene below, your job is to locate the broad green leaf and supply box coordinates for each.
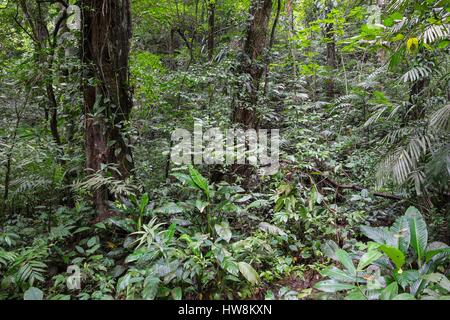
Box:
[396,270,419,289]
[336,249,356,275]
[87,236,97,248]
[171,287,182,300]
[314,280,356,293]
[380,282,398,300]
[357,250,383,271]
[245,199,270,210]
[188,165,210,198]
[215,222,232,242]
[392,293,416,300]
[154,202,184,214]
[422,273,450,291]
[221,258,239,276]
[405,206,428,266]
[24,287,43,300]
[166,223,177,242]
[321,266,358,283]
[425,242,450,262]
[391,216,410,254]
[116,274,144,292]
[383,12,403,27]
[379,245,405,270]
[139,193,149,214]
[426,247,450,262]
[143,276,160,300]
[344,289,367,300]
[238,262,259,284]
[195,199,209,213]
[321,240,340,261]
[171,172,197,188]
[125,248,146,263]
[360,225,396,247]
[258,222,287,236]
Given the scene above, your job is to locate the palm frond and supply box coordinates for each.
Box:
[0,249,17,267]
[429,104,450,131]
[401,66,431,83]
[334,94,359,104]
[377,133,435,187]
[421,24,449,44]
[358,66,387,89]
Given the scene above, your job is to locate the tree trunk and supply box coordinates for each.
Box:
[81,0,133,217]
[263,0,281,95]
[207,0,215,61]
[325,22,337,99]
[376,0,387,65]
[232,0,273,129]
[19,0,62,145]
[285,0,298,79]
[168,27,177,70]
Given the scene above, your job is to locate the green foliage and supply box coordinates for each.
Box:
[315,207,450,300]
[0,0,448,302]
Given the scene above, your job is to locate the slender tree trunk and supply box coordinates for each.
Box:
[47,84,61,144]
[81,0,133,217]
[19,1,63,145]
[376,0,387,65]
[325,22,337,99]
[232,0,273,129]
[168,27,177,70]
[207,0,215,61]
[285,0,298,80]
[263,0,281,95]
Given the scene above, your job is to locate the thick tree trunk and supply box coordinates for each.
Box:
[232,0,273,129]
[81,0,133,217]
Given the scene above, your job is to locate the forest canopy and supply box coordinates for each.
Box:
[0,0,449,301]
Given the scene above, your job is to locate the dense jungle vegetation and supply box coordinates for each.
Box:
[0,0,449,301]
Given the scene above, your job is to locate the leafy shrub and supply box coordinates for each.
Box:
[315,207,450,300]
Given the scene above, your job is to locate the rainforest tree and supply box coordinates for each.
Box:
[0,0,448,302]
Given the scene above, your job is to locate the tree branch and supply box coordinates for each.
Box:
[322,176,403,201]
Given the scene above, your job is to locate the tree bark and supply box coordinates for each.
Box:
[323,0,337,100]
[18,0,63,145]
[263,0,281,95]
[325,22,337,99]
[285,0,298,79]
[81,0,133,217]
[207,0,215,61]
[232,0,273,129]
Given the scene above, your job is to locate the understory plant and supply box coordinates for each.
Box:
[315,207,450,300]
